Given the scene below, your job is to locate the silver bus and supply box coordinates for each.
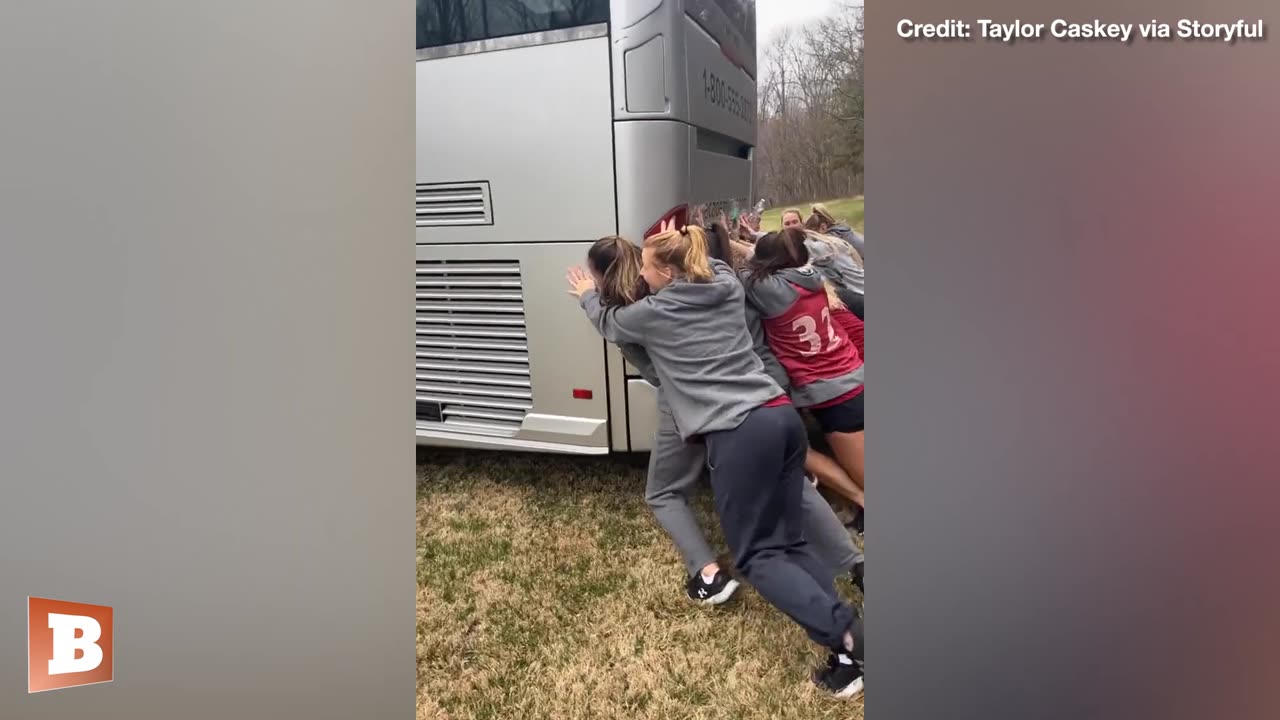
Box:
[416,0,757,454]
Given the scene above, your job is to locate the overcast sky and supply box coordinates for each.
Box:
[757,0,852,44]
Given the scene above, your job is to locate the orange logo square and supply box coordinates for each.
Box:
[28,596,114,693]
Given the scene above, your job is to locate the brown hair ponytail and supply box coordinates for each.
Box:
[746,227,809,283]
[587,235,645,306]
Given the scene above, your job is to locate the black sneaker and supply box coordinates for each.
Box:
[814,652,864,698]
[851,506,864,535]
[851,562,864,594]
[685,570,740,606]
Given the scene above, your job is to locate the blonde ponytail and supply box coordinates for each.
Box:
[805,229,863,269]
[643,226,714,283]
[822,279,847,311]
[811,203,837,227]
[682,226,714,282]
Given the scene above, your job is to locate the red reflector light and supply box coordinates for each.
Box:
[573,389,593,400]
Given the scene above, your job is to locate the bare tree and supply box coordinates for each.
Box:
[755,2,864,205]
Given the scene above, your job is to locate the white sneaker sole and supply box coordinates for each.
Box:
[833,675,864,699]
[693,578,740,606]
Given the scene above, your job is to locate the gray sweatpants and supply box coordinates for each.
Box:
[646,391,862,576]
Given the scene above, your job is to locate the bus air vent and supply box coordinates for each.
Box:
[415,259,530,437]
[415,181,493,227]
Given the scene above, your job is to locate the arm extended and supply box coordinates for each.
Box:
[578,289,658,345]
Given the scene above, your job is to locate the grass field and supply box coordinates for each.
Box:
[760,197,864,234]
[417,448,863,720]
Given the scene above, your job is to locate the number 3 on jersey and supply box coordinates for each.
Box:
[791,308,842,356]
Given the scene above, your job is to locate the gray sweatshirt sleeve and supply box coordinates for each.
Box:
[740,271,801,319]
[617,342,660,386]
[709,258,737,278]
[744,303,790,390]
[806,239,864,297]
[847,230,865,259]
[834,254,865,296]
[805,238,835,265]
[578,289,659,345]
[832,225,865,259]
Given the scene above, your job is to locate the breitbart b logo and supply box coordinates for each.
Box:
[28,597,114,693]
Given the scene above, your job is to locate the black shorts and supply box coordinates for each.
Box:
[809,391,864,435]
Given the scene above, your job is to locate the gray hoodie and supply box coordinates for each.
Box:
[827,223,865,259]
[621,304,789,393]
[804,236,865,309]
[744,301,790,390]
[617,342,659,386]
[579,259,784,440]
[739,265,864,408]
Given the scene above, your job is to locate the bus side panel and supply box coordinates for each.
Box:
[610,0,683,123]
[415,242,610,454]
[626,379,659,451]
[414,36,615,245]
[613,119,689,450]
[613,119,690,241]
[414,33,618,454]
[606,343,630,451]
[611,0,756,149]
[683,13,756,145]
[688,124,753,215]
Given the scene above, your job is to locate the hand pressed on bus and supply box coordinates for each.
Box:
[566,266,597,298]
[647,217,678,238]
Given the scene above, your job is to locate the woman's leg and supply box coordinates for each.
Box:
[806,447,864,508]
[827,431,865,492]
[799,479,862,576]
[814,392,865,494]
[646,394,719,576]
[645,393,738,603]
[706,405,857,653]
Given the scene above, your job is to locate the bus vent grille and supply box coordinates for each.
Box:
[416,182,492,227]
[416,259,529,437]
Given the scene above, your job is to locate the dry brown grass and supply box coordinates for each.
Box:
[417,448,864,720]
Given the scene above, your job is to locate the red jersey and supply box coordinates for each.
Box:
[832,307,864,361]
[761,284,863,388]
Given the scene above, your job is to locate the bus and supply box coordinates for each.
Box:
[415,0,757,454]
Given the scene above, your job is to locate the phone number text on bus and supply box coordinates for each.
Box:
[702,68,752,125]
